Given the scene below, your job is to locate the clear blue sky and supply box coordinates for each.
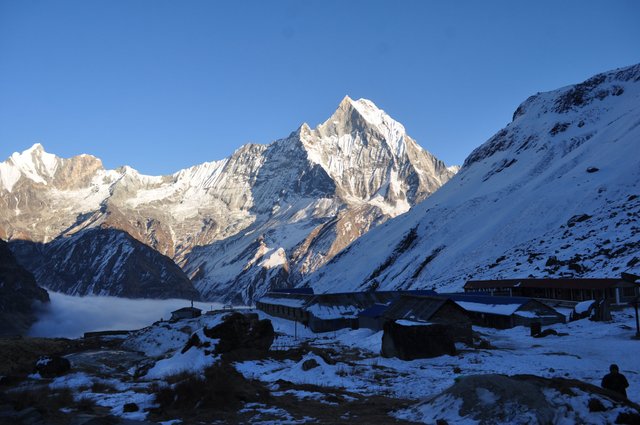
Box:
[1,0,638,175]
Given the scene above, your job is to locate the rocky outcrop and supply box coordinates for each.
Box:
[10,228,199,300]
[401,374,640,425]
[204,312,274,359]
[34,355,71,378]
[179,313,274,361]
[0,240,49,336]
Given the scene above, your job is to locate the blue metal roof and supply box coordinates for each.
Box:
[358,303,390,318]
[401,289,438,296]
[271,287,315,295]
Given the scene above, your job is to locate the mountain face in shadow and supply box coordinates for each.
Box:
[0,239,49,335]
[10,228,199,300]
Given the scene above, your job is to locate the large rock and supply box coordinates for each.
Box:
[203,313,274,358]
[34,355,70,378]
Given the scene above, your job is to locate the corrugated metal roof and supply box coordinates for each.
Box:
[272,287,315,295]
[383,295,458,322]
[309,291,400,308]
[257,296,308,308]
[444,293,530,306]
[358,303,390,318]
[464,278,630,290]
[256,292,313,307]
[402,289,438,296]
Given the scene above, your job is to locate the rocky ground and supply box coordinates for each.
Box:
[2,308,640,424]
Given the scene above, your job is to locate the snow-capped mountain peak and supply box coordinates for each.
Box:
[315,96,407,154]
[0,143,60,191]
[1,97,455,303]
[303,63,640,295]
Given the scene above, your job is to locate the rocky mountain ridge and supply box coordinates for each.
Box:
[303,63,640,293]
[0,239,49,335]
[10,228,199,300]
[0,97,455,301]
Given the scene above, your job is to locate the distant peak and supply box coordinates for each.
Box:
[296,122,312,135]
[327,96,402,134]
[447,165,461,174]
[20,143,47,157]
[117,165,138,175]
[336,95,380,113]
[11,143,56,162]
[28,142,45,152]
[338,95,354,107]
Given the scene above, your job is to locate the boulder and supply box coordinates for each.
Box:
[122,403,139,413]
[532,329,558,338]
[203,313,274,359]
[302,358,320,371]
[34,355,70,378]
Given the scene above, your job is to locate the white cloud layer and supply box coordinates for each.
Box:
[29,292,223,338]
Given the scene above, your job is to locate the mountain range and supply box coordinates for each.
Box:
[2,64,638,309]
[0,96,455,302]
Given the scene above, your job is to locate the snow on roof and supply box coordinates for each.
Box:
[306,303,360,320]
[395,319,433,327]
[512,311,560,319]
[454,301,523,316]
[257,296,308,308]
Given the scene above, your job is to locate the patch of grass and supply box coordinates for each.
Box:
[163,370,197,385]
[152,362,270,414]
[75,396,96,413]
[90,381,118,393]
[6,385,95,417]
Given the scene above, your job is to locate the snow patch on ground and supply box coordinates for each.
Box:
[144,343,218,380]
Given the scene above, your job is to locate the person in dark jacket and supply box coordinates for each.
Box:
[601,364,629,399]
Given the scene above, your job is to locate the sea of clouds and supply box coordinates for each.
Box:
[29,292,223,338]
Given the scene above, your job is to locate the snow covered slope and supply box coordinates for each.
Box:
[304,63,640,293]
[0,97,455,301]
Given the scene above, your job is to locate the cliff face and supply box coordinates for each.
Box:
[0,239,49,336]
